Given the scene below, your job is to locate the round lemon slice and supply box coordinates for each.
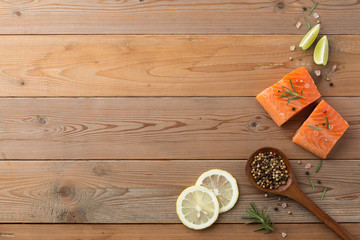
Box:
[299,24,320,50]
[196,169,239,213]
[176,186,219,230]
[314,35,329,66]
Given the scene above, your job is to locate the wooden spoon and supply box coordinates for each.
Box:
[245,147,356,240]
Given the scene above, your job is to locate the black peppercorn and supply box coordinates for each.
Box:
[330,82,334,87]
[292,107,296,111]
[305,171,310,175]
[317,180,322,184]
[303,7,307,11]
[322,123,326,126]
[274,207,278,211]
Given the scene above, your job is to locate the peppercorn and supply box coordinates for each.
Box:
[322,123,325,126]
[330,82,334,87]
[274,207,278,211]
[303,7,307,11]
[305,171,310,175]
[251,152,289,190]
[288,211,292,215]
[292,107,296,111]
[317,180,322,184]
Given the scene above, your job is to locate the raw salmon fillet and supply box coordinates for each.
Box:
[293,100,349,159]
[256,67,321,126]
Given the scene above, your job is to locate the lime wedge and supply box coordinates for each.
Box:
[314,35,329,66]
[299,24,320,50]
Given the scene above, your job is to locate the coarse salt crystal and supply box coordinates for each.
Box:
[314,130,319,136]
[296,21,302,29]
[282,232,287,238]
[314,70,321,76]
[329,125,334,130]
[313,12,319,19]
[304,83,310,88]
[305,163,312,169]
[282,203,288,208]
[290,45,295,51]
[332,65,338,72]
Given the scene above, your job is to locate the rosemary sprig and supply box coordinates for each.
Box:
[308,2,318,15]
[316,159,323,173]
[304,17,311,29]
[308,177,315,190]
[279,79,304,105]
[326,117,329,130]
[321,187,328,200]
[308,125,321,130]
[242,202,274,234]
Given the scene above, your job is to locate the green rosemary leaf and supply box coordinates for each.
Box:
[242,203,275,234]
[279,94,293,98]
[316,159,323,173]
[308,177,315,190]
[321,187,328,200]
[308,2,318,15]
[301,89,303,96]
[326,116,329,130]
[308,125,321,130]
[289,79,296,92]
[305,17,311,29]
[280,79,304,104]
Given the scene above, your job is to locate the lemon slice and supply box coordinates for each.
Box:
[176,186,219,230]
[314,35,329,66]
[299,24,320,50]
[196,169,239,213]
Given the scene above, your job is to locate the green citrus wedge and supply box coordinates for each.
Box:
[299,24,320,50]
[314,35,329,66]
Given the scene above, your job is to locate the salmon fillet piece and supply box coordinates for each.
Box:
[256,67,321,126]
[293,100,349,159]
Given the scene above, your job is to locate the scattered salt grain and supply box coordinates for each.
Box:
[290,45,295,51]
[304,83,310,88]
[282,232,287,238]
[332,65,338,72]
[313,130,319,136]
[282,203,288,208]
[329,125,334,130]
[305,163,312,169]
[296,21,302,29]
[313,12,319,19]
[314,70,321,76]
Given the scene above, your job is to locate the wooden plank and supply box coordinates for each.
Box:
[0,223,359,240]
[0,35,358,97]
[0,97,357,160]
[0,160,358,223]
[0,1,359,34]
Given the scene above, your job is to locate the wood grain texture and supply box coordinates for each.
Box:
[0,35,359,97]
[0,0,359,34]
[0,224,359,240]
[0,97,358,160]
[0,160,358,223]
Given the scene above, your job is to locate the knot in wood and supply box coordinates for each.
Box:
[247,120,261,132]
[58,185,73,198]
[275,1,284,9]
[65,209,85,223]
[38,117,47,125]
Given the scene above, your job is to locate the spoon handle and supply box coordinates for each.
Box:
[288,184,356,240]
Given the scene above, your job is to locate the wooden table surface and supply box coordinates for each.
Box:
[0,1,359,239]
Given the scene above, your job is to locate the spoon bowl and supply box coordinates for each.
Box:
[245,147,356,240]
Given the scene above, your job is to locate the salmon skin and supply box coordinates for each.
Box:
[256,67,321,126]
[293,100,349,159]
